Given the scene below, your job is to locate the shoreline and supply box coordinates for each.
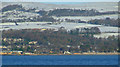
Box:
[1,52,120,56]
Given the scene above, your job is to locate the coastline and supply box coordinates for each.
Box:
[1,52,120,56]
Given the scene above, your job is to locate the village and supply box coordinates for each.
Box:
[1,28,119,55]
[0,2,119,56]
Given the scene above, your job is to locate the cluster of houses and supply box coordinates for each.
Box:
[3,38,24,42]
[0,45,36,55]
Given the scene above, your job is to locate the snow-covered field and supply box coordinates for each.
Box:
[0,22,119,38]
[2,10,40,20]
[0,22,118,32]
[94,33,119,38]
[53,14,118,21]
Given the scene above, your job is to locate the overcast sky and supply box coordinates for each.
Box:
[0,0,119,2]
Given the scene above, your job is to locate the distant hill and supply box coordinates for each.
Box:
[1,2,118,23]
[2,4,23,12]
[1,2,118,12]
